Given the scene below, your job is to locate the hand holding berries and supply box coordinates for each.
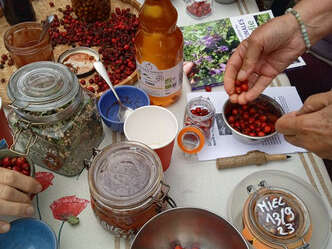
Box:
[0,156,42,234]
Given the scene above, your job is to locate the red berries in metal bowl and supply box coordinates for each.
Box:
[0,150,34,176]
[222,94,284,143]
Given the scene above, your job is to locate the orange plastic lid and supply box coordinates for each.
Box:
[177,125,205,154]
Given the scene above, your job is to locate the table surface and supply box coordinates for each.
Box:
[2,1,332,249]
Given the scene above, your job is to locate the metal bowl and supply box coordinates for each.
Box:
[222,94,284,144]
[130,207,249,249]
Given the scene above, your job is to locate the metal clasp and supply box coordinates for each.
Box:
[10,123,38,156]
[152,181,177,210]
[83,147,101,170]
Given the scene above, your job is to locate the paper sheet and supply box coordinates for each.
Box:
[187,87,307,161]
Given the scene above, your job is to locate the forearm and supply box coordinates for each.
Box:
[293,0,332,45]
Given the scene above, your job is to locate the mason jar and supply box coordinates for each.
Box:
[87,142,176,238]
[177,96,215,154]
[242,181,312,249]
[7,61,104,176]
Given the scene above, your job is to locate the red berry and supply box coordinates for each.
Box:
[2,157,10,166]
[258,131,266,137]
[263,125,272,133]
[259,115,267,122]
[240,82,249,92]
[228,116,235,123]
[232,109,238,115]
[205,85,212,92]
[235,87,242,94]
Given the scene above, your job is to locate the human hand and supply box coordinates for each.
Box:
[224,14,306,104]
[0,167,42,233]
[276,91,332,159]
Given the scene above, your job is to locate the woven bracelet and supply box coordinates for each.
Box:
[285,8,311,51]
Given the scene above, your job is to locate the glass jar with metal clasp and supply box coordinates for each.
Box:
[242,180,312,249]
[86,141,176,238]
[6,61,104,176]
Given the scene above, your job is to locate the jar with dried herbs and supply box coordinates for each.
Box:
[71,0,110,23]
[7,62,104,176]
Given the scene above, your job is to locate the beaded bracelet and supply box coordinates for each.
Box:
[285,8,311,51]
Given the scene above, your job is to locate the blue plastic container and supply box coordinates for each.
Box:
[98,85,150,132]
[0,218,57,249]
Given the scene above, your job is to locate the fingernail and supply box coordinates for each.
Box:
[238,70,246,80]
[25,206,34,216]
[0,223,10,233]
[35,183,43,193]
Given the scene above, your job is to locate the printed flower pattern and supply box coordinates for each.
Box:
[35,172,55,191]
[50,195,89,224]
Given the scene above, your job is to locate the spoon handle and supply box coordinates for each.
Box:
[38,15,54,43]
[93,61,122,104]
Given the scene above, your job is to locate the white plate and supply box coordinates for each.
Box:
[227,170,330,249]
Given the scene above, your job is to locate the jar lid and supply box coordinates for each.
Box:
[58,46,99,78]
[7,61,79,112]
[177,125,205,154]
[244,184,311,248]
[88,141,163,209]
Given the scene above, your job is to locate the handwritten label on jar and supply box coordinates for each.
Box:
[255,195,299,236]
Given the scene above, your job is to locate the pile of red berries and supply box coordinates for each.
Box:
[190,107,209,116]
[186,1,212,18]
[174,245,199,249]
[225,101,280,137]
[234,79,249,94]
[49,6,138,93]
[0,156,31,176]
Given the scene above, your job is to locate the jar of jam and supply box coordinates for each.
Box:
[4,22,54,68]
[87,142,176,238]
[7,62,104,176]
[242,181,312,249]
[71,0,110,23]
[177,96,215,154]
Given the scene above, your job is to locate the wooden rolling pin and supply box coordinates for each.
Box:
[216,150,291,170]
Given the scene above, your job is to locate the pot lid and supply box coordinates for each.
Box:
[7,61,79,112]
[89,141,163,208]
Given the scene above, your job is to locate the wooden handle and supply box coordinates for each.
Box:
[216,151,267,169]
[216,151,289,170]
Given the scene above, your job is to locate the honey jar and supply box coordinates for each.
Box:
[242,181,312,249]
[87,142,176,238]
[177,96,215,154]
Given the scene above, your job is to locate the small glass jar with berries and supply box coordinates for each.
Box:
[177,96,215,154]
[184,0,213,19]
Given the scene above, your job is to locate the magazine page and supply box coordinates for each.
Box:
[182,11,305,91]
[187,86,307,161]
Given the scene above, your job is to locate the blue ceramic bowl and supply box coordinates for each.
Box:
[0,218,57,249]
[98,85,150,132]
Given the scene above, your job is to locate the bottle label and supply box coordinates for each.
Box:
[136,60,183,97]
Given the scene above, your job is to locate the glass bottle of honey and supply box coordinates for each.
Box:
[134,0,183,107]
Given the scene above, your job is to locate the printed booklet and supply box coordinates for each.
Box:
[181,10,306,90]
